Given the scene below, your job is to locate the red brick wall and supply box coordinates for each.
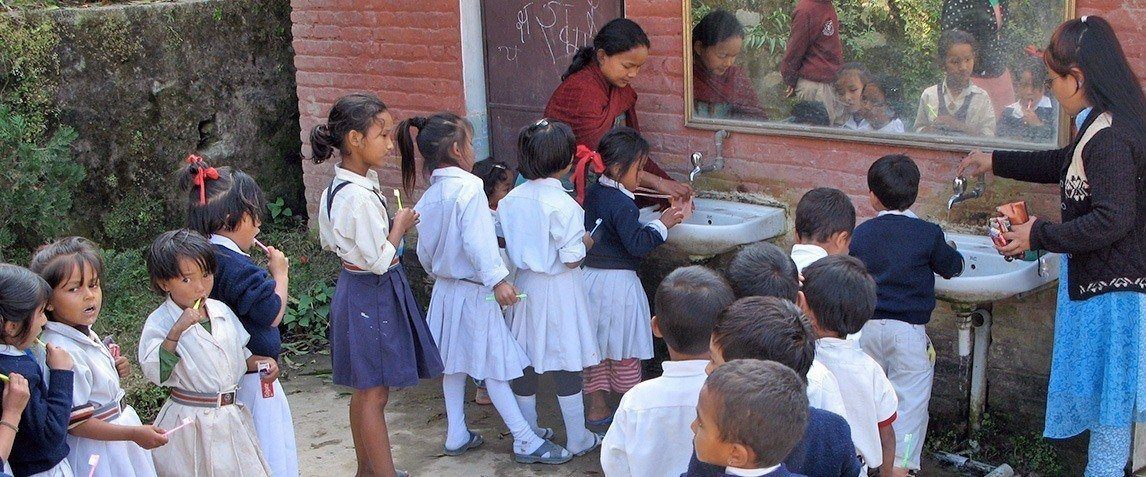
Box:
[291,0,465,218]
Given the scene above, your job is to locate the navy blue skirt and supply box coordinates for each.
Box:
[330,265,443,389]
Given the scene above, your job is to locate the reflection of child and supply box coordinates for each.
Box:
[834,63,869,128]
[914,30,996,137]
[861,75,907,133]
[780,0,844,122]
[997,55,1057,142]
[692,10,767,120]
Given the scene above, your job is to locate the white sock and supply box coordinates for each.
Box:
[557,393,594,453]
[486,379,543,454]
[515,394,541,435]
[442,373,471,449]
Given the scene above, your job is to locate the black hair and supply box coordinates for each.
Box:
[517,119,576,180]
[145,229,218,296]
[692,9,744,48]
[309,93,389,164]
[596,126,650,180]
[396,112,472,194]
[726,242,800,302]
[834,62,870,83]
[789,100,831,126]
[563,18,651,81]
[30,237,104,322]
[1015,55,1049,91]
[867,154,920,211]
[712,297,816,380]
[705,359,808,467]
[865,74,906,119]
[937,29,979,65]
[0,264,51,346]
[654,265,736,356]
[795,187,856,243]
[471,156,514,200]
[1045,16,1146,148]
[801,255,877,335]
[179,157,267,236]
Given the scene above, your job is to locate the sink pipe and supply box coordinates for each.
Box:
[933,452,1014,477]
[948,174,986,210]
[940,305,1011,475]
[690,129,729,183]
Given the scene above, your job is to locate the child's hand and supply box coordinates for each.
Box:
[266,246,289,279]
[582,231,595,250]
[256,358,280,382]
[392,208,419,235]
[784,85,795,98]
[114,356,131,379]
[45,343,74,371]
[1,372,30,420]
[173,305,206,336]
[659,205,685,228]
[1021,108,1044,126]
[492,281,520,307]
[132,425,169,449]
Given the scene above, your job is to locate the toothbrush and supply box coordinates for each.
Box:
[900,433,914,468]
[486,294,527,301]
[0,374,8,383]
[193,298,202,310]
[252,238,270,254]
[87,454,100,477]
[393,189,403,209]
[589,218,603,236]
[163,417,195,437]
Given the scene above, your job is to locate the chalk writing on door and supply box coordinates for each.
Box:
[504,1,601,65]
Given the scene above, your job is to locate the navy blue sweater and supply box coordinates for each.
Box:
[850,214,963,325]
[685,407,861,477]
[0,353,72,476]
[210,245,283,361]
[583,183,666,270]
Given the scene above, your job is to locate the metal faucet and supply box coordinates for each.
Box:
[690,130,729,183]
[947,174,985,210]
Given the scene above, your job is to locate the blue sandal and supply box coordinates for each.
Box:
[572,431,605,457]
[514,439,572,465]
[444,430,484,456]
[535,427,556,440]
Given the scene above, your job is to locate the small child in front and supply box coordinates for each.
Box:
[600,266,736,477]
[790,187,856,273]
[800,255,898,476]
[850,154,963,473]
[692,359,809,477]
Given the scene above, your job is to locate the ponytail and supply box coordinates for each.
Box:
[309,124,337,164]
[395,116,427,195]
[562,47,597,81]
[309,93,389,164]
[396,113,473,196]
[561,18,650,81]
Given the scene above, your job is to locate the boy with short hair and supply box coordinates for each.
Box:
[849,154,963,473]
[800,256,898,477]
[780,0,845,123]
[791,187,857,272]
[692,359,809,477]
[600,266,736,477]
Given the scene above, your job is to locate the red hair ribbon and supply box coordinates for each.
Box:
[186,154,219,205]
[572,144,605,205]
[1024,45,1044,58]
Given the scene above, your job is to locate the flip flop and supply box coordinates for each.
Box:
[514,439,572,465]
[585,414,614,428]
[443,430,485,456]
[572,432,605,457]
[535,427,555,440]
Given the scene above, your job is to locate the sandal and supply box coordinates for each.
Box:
[571,431,605,457]
[444,430,485,456]
[584,415,613,428]
[535,427,555,440]
[514,439,572,465]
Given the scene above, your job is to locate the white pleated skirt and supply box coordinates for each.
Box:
[27,460,73,477]
[583,267,654,361]
[236,375,299,477]
[426,278,531,380]
[66,405,157,477]
[509,268,600,372]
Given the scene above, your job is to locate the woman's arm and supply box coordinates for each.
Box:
[992,147,1067,184]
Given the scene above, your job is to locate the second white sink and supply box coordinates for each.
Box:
[935,233,1060,303]
[639,198,786,256]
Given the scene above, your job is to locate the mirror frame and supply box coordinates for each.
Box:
[681,0,1077,152]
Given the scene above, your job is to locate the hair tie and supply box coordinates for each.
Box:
[572,144,605,205]
[1080,15,1088,22]
[186,154,219,205]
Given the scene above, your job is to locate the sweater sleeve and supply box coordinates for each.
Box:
[992,147,1067,184]
[780,4,815,87]
[225,259,282,329]
[930,226,964,279]
[610,197,667,259]
[1030,131,1138,253]
[22,369,73,452]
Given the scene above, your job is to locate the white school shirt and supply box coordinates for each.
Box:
[727,465,781,476]
[815,337,899,468]
[499,178,587,275]
[600,359,709,477]
[597,175,669,240]
[807,359,849,418]
[1006,96,1053,119]
[414,166,509,287]
[876,118,906,133]
[791,244,829,273]
[318,165,397,275]
[914,80,996,137]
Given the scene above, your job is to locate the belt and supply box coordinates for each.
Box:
[341,258,402,273]
[69,399,124,428]
[92,399,123,422]
[170,388,237,408]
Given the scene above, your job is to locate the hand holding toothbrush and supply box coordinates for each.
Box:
[492,281,522,307]
[131,425,169,449]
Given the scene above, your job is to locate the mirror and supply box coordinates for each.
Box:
[684,0,1073,151]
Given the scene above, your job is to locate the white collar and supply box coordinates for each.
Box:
[0,344,25,357]
[598,175,635,200]
[877,209,917,218]
[42,321,101,348]
[209,234,249,257]
[333,165,384,195]
[660,359,710,377]
[726,464,781,476]
[791,244,828,256]
[532,177,566,191]
[816,336,860,349]
[430,166,473,181]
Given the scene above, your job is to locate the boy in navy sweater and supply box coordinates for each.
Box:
[849,154,962,473]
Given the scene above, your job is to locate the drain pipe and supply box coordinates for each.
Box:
[969,306,992,433]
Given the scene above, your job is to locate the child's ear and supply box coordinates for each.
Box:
[651,315,663,338]
[797,290,811,315]
[728,443,755,469]
[347,129,364,149]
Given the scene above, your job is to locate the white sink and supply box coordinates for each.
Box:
[639,199,785,256]
[935,233,1061,303]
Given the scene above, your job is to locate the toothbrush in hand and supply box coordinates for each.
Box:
[393,189,403,209]
[87,454,100,477]
[486,293,527,301]
[252,238,270,254]
[163,417,195,437]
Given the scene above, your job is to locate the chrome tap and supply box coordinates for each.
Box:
[689,130,729,183]
[947,174,985,210]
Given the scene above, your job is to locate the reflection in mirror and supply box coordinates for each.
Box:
[687,0,1070,149]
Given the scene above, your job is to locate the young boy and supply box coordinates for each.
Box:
[692,359,809,477]
[850,154,963,473]
[600,266,736,477]
[780,0,844,124]
[791,187,857,272]
[726,242,847,418]
[800,255,898,477]
[687,296,863,477]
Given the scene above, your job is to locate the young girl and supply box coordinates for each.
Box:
[312,93,443,477]
[691,9,767,120]
[1,361,30,477]
[997,55,1058,143]
[835,63,870,129]
[138,229,270,476]
[914,30,996,137]
[179,157,297,476]
[401,113,573,464]
[861,74,908,134]
[0,264,74,477]
[32,237,163,477]
[960,15,1145,476]
[499,119,602,457]
[577,127,683,426]
[470,157,517,407]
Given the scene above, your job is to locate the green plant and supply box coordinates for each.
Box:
[267,197,294,224]
[282,280,333,348]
